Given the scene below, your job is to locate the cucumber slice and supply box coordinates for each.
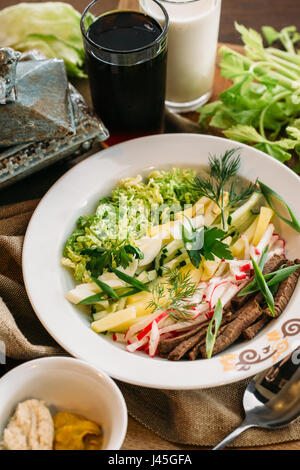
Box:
[162,253,189,273]
[136,270,157,283]
[162,239,184,264]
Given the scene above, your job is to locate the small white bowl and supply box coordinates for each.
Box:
[0,357,127,450]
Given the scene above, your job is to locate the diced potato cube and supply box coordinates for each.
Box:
[252,207,274,246]
[149,221,175,239]
[198,196,211,208]
[91,307,136,333]
[110,317,141,333]
[204,201,218,226]
[201,260,220,281]
[192,200,205,217]
[126,291,154,316]
[180,263,202,285]
[231,217,258,258]
[175,206,193,221]
[174,200,205,222]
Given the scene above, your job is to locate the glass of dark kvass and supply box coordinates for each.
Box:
[81,0,169,144]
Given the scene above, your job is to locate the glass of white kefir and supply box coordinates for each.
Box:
[140,0,222,113]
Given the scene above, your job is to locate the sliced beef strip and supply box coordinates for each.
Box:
[199,298,262,358]
[167,312,234,361]
[224,278,251,312]
[159,312,233,355]
[264,259,300,318]
[168,328,208,361]
[264,253,287,272]
[243,315,270,340]
[188,324,228,361]
[164,254,288,361]
[187,309,245,361]
[224,254,286,312]
[243,258,300,338]
[158,321,210,355]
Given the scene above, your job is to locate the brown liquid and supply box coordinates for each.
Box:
[86,11,167,142]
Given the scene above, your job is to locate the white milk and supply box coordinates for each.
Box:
[141,0,221,112]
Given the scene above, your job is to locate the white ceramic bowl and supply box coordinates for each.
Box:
[23,134,300,389]
[0,357,127,450]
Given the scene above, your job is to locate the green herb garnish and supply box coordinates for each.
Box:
[206,299,223,359]
[258,181,300,233]
[258,245,269,271]
[83,241,144,277]
[148,267,199,322]
[251,258,275,315]
[198,23,300,166]
[112,268,149,292]
[190,149,257,229]
[78,286,141,305]
[78,292,107,305]
[77,276,120,305]
[238,263,300,297]
[91,276,120,300]
[181,217,233,268]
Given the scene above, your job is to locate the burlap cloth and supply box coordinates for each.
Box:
[1,199,300,448]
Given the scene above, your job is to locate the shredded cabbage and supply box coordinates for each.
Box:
[0,2,85,77]
[63,169,199,281]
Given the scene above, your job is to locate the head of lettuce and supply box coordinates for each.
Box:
[0,2,86,78]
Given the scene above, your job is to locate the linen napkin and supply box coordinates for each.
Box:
[1,199,300,448]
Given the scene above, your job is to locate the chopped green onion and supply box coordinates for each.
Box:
[265,264,300,296]
[206,299,223,359]
[238,263,300,296]
[77,286,140,306]
[77,292,107,305]
[91,276,120,300]
[259,181,300,233]
[117,288,141,298]
[251,258,275,315]
[112,268,150,292]
[258,245,269,271]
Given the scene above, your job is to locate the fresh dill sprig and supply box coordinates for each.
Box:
[148,267,200,322]
[190,148,257,229]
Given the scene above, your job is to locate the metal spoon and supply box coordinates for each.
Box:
[213,349,300,450]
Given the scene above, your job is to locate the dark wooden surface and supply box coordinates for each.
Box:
[2,0,299,45]
[1,0,299,206]
[1,0,300,450]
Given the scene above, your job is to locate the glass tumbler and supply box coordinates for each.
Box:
[141,0,222,113]
[81,0,169,143]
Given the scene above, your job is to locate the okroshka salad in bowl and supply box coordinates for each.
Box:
[23,134,300,389]
[62,147,300,362]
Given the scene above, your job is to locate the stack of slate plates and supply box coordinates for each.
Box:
[0,48,109,189]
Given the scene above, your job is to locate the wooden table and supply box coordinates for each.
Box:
[1,0,300,451]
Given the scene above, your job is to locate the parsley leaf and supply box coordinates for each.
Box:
[202,227,233,261]
[181,219,233,268]
[82,241,144,277]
